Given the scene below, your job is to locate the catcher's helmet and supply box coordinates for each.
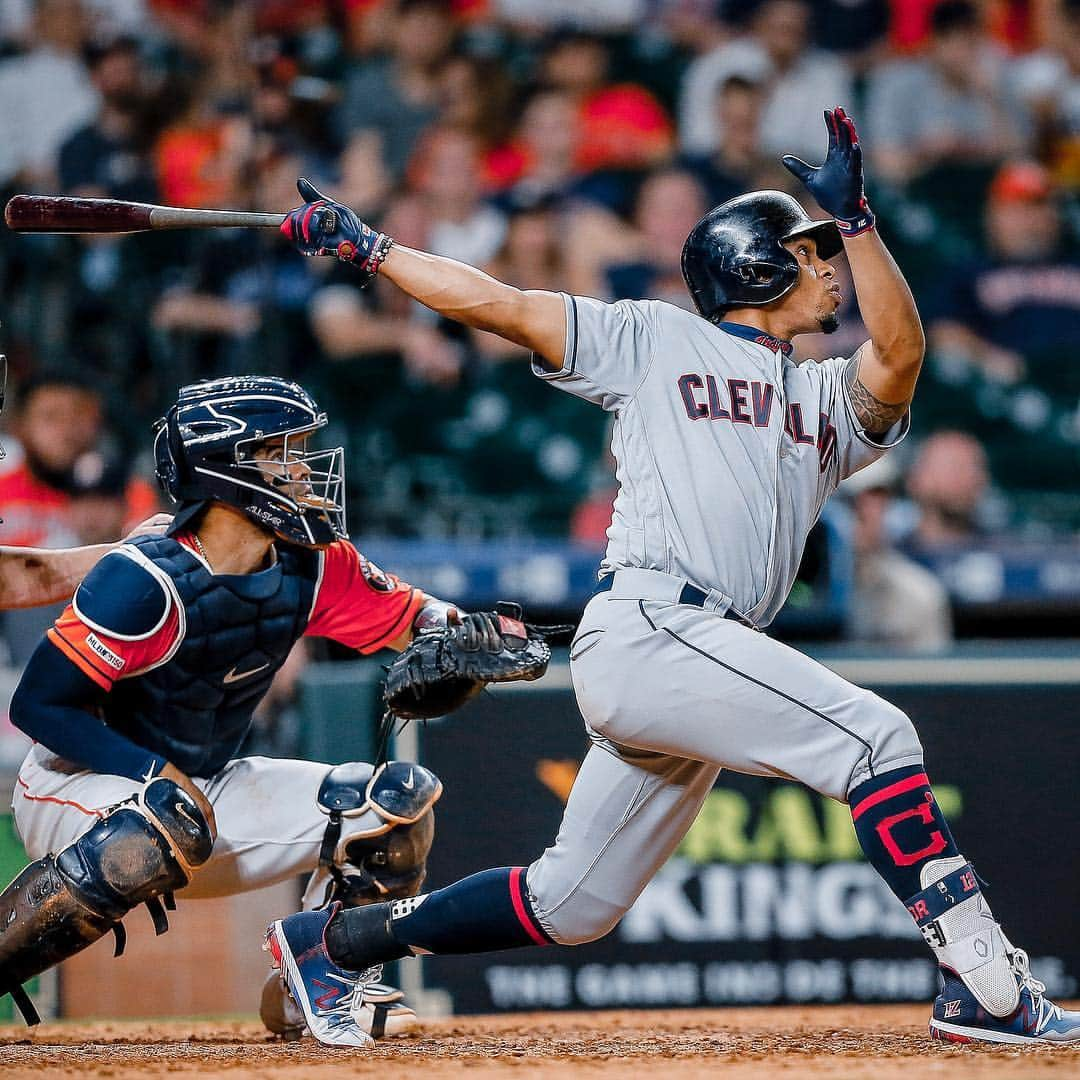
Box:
[154,375,346,547]
[681,190,843,322]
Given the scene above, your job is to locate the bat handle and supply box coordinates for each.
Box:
[147,207,288,230]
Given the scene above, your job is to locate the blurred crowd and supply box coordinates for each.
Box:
[1,0,1080,660]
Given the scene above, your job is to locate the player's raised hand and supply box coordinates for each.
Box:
[280,178,394,283]
[782,107,876,239]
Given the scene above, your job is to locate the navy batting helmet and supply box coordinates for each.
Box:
[681,191,843,322]
[154,375,346,548]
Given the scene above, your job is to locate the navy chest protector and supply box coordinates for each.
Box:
[105,535,319,777]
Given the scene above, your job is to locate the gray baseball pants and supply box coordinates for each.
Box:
[526,569,924,945]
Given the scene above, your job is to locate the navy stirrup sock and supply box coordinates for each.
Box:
[849,764,961,901]
[326,867,552,970]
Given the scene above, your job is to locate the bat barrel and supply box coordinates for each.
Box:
[4,195,155,233]
[4,195,287,233]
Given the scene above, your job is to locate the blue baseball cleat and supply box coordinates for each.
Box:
[264,905,380,1049]
[929,950,1080,1045]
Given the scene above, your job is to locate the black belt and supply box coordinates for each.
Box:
[593,574,750,625]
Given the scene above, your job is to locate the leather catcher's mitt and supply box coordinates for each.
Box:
[383,602,567,720]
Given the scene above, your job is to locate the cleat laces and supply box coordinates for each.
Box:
[1011,949,1063,1032]
[315,964,383,1030]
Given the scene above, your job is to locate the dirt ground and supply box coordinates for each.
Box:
[3,1005,1080,1080]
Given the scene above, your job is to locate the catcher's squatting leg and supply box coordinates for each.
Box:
[6,749,440,1032]
[261,759,441,1040]
[0,776,213,1024]
[322,593,1022,1018]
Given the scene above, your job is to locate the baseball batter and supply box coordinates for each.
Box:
[0,374,539,1045]
[265,108,1079,1047]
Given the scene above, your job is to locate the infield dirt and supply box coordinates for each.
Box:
[3,1004,1080,1079]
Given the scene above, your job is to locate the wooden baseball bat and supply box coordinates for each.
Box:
[4,194,287,234]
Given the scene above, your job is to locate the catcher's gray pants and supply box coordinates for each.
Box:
[14,748,334,899]
[526,569,923,946]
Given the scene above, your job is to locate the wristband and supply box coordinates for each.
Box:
[414,597,458,632]
[339,231,394,274]
[836,206,876,239]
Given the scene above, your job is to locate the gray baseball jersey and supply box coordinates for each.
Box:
[533,293,909,626]
[524,293,923,947]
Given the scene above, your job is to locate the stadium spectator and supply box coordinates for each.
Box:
[680,73,771,207]
[57,36,159,202]
[864,0,1024,186]
[438,54,515,153]
[925,161,1080,392]
[811,0,890,66]
[679,0,854,161]
[66,451,144,546]
[395,126,507,268]
[0,375,157,665]
[0,0,1075,551]
[307,135,498,388]
[601,169,708,307]
[0,374,155,549]
[513,29,674,194]
[486,88,581,201]
[0,0,97,188]
[840,456,953,652]
[0,375,102,550]
[150,149,326,379]
[153,92,254,210]
[904,430,998,548]
[335,0,456,181]
[472,197,569,360]
[1010,0,1080,185]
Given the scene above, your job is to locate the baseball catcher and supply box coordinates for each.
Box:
[265,108,1080,1048]
[0,374,551,1045]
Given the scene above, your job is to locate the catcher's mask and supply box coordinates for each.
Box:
[681,190,843,321]
[153,375,346,547]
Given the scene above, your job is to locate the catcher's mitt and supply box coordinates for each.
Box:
[382,602,569,721]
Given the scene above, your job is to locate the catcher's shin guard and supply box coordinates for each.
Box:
[0,777,213,1024]
[302,761,442,911]
[263,761,439,1042]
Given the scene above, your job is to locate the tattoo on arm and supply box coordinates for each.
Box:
[844,356,909,436]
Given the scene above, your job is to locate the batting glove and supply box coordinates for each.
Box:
[782,107,875,240]
[280,178,394,283]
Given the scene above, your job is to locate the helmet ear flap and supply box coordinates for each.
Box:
[153,407,187,500]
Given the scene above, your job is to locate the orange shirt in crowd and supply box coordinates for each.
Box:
[0,460,159,549]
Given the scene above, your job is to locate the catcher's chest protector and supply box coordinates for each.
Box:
[106,535,318,777]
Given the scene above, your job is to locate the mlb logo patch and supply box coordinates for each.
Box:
[944,1000,962,1018]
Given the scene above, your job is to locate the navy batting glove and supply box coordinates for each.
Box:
[280,178,394,282]
[782,107,875,239]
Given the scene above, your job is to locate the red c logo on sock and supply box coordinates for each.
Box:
[875,794,948,867]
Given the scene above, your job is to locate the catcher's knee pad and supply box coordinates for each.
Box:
[303,760,442,910]
[0,777,212,1024]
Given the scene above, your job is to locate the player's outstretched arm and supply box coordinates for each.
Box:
[280,179,567,370]
[783,108,925,435]
[0,514,172,610]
